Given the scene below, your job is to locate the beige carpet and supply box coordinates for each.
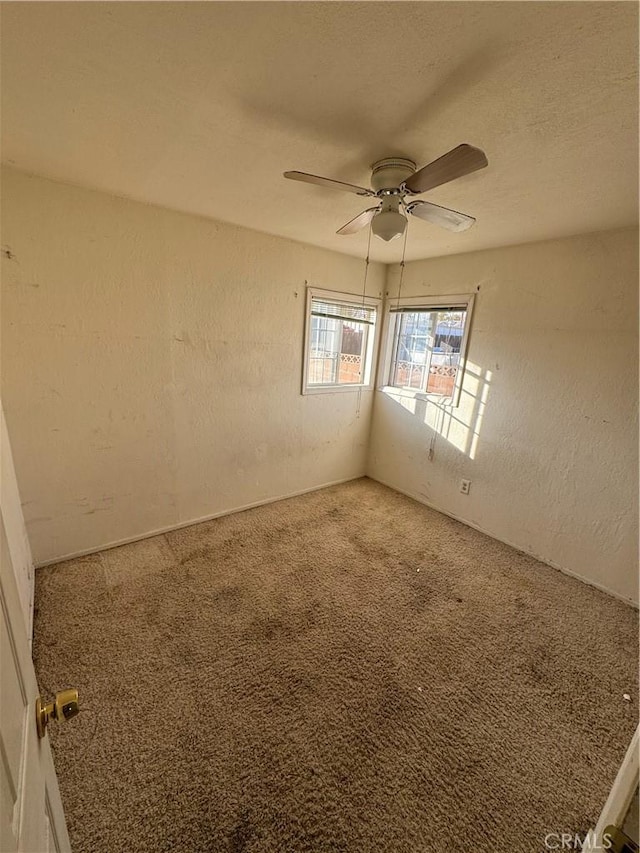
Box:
[33,478,638,853]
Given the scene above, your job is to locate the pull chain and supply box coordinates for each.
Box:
[361,222,372,304]
[355,225,373,418]
[395,221,409,308]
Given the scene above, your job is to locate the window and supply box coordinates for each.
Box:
[302,288,380,394]
[381,294,474,406]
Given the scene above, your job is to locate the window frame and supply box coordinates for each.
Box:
[302,287,381,395]
[378,293,475,407]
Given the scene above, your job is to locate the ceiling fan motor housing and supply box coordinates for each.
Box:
[370,157,416,193]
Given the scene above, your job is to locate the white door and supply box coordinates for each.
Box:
[0,415,71,852]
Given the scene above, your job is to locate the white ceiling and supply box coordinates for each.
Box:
[1,2,638,263]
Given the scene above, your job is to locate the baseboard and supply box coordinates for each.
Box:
[34,474,364,568]
[369,475,639,609]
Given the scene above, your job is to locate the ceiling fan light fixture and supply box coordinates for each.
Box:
[371,208,407,242]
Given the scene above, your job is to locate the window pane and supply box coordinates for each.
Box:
[390,308,466,397]
[391,311,434,390]
[309,315,339,384]
[338,322,366,384]
[309,317,368,386]
[428,310,465,396]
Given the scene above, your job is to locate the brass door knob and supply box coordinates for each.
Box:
[36,688,79,739]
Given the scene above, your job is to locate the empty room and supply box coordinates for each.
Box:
[1,2,638,852]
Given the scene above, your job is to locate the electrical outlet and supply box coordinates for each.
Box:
[460,479,471,495]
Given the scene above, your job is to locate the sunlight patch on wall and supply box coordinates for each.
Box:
[383,361,492,460]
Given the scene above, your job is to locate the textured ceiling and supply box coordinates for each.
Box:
[1,2,638,263]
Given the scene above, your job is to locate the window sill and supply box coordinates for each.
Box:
[302,383,374,396]
[378,385,455,406]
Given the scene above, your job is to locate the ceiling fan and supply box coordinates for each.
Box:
[284,144,488,242]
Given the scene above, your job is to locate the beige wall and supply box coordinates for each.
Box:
[1,168,384,564]
[368,228,639,605]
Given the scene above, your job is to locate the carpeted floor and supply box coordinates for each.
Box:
[33,478,638,853]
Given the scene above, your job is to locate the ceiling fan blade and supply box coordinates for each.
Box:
[406,200,476,232]
[336,207,379,235]
[403,144,488,195]
[284,171,374,196]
